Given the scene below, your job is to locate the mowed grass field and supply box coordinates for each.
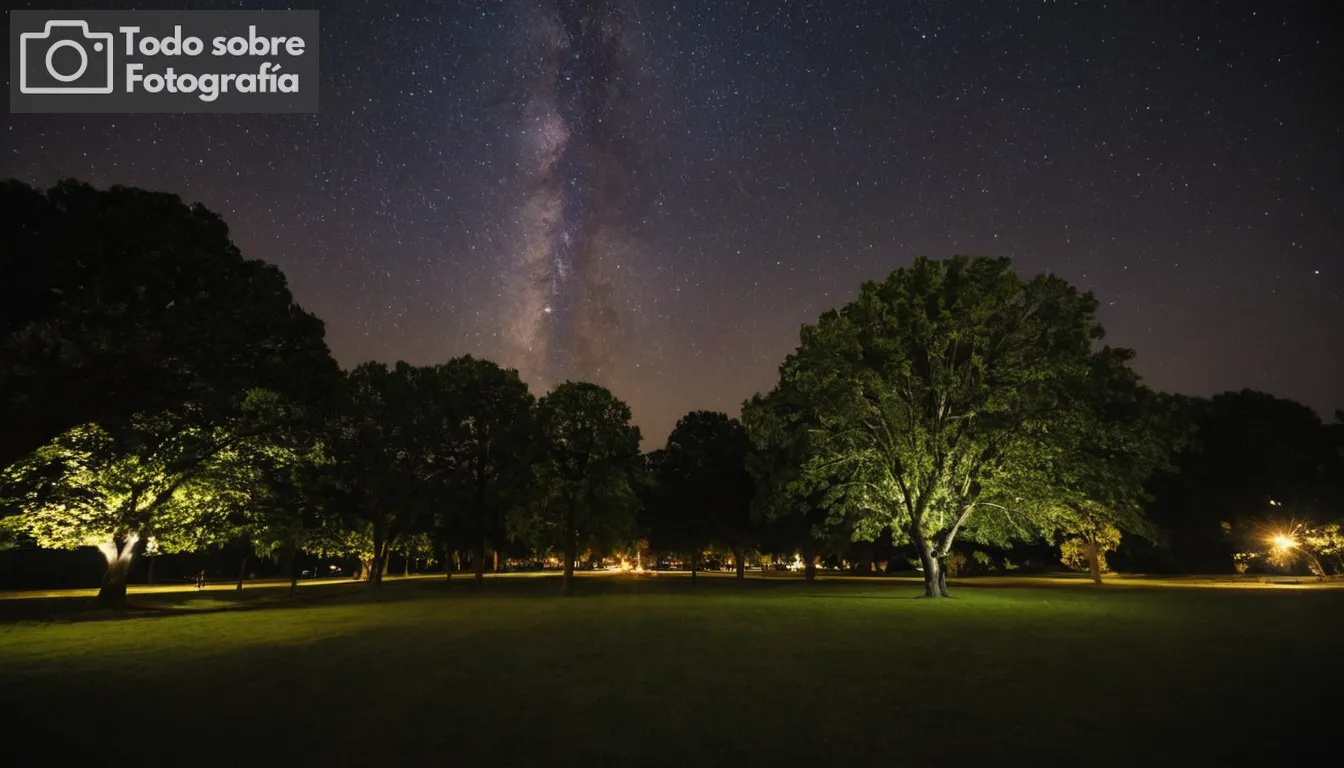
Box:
[1,575,1339,765]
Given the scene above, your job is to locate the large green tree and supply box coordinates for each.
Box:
[418,356,535,582]
[318,363,429,586]
[749,255,1143,597]
[648,411,756,580]
[0,389,306,602]
[0,180,334,473]
[516,382,642,596]
[0,180,337,602]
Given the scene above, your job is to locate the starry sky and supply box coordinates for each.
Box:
[4,0,1341,445]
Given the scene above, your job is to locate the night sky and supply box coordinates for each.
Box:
[4,1,1340,445]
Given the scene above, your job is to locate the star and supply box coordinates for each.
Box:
[1,1,1337,443]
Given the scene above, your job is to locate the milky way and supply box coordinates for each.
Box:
[504,0,645,391]
[3,1,1339,445]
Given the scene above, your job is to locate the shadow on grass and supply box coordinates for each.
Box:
[8,568,1325,625]
[0,573,927,623]
[0,581,375,624]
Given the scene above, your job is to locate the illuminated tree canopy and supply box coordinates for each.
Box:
[745,255,1165,596]
[1,389,309,601]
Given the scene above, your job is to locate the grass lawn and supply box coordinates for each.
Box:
[1,574,1338,764]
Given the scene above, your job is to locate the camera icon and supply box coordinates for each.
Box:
[19,20,115,94]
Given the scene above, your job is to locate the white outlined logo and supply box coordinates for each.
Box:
[10,10,319,114]
[19,20,115,94]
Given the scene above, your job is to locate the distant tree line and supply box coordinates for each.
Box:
[2,180,1341,604]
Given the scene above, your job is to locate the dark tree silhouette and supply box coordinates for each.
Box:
[1143,390,1343,573]
[0,179,335,474]
[648,411,755,580]
[316,363,430,586]
[417,356,535,582]
[518,382,642,596]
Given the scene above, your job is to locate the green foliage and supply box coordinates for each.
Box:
[1302,523,1344,570]
[400,532,437,564]
[0,179,337,473]
[306,520,375,562]
[209,397,330,565]
[749,256,1126,594]
[415,356,535,560]
[315,363,427,581]
[0,388,304,558]
[741,389,828,567]
[1060,524,1122,573]
[1019,349,1184,568]
[312,357,535,581]
[513,382,642,585]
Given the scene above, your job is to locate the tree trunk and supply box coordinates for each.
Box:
[98,556,132,605]
[1087,540,1103,584]
[493,549,500,573]
[913,528,949,598]
[371,528,396,587]
[368,524,385,587]
[562,505,576,596]
[802,540,818,582]
[286,545,298,597]
[96,534,140,606]
[146,556,156,585]
[236,553,248,591]
[690,551,698,583]
[473,539,487,583]
[734,549,745,580]
[403,555,410,578]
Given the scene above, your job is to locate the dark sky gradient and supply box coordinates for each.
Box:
[4,1,1341,445]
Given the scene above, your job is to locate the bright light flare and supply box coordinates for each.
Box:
[1270,533,1298,551]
